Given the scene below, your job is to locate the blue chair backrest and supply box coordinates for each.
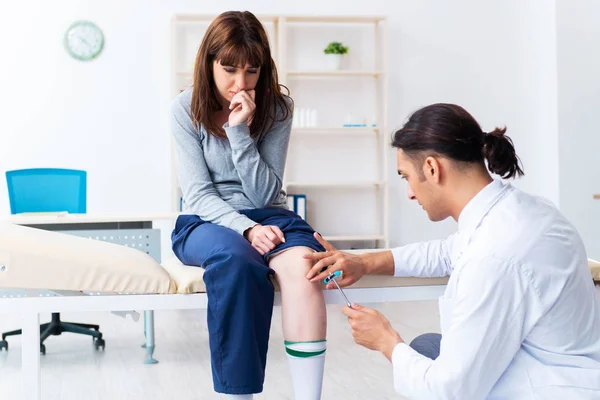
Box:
[5,168,87,214]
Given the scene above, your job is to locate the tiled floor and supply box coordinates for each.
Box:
[0,300,441,400]
[1,285,598,399]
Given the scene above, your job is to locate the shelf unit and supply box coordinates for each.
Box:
[286,70,384,77]
[171,14,389,249]
[292,127,378,135]
[285,181,384,188]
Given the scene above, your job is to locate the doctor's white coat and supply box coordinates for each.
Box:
[391,179,600,399]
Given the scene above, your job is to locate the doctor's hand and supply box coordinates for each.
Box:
[228,90,256,128]
[304,233,368,288]
[245,224,285,255]
[343,303,404,361]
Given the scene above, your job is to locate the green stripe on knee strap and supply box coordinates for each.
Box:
[285,348,326,358]
[284,339,327,358]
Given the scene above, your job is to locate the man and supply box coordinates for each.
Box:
[305,104,600,399]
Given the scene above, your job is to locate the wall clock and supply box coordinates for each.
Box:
[64,20,104,61]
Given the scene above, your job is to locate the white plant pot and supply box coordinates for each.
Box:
[325,54,344,70]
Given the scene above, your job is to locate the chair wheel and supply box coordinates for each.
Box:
[0,340,8,351]
[94,338,105,351]
[40,344,46,355]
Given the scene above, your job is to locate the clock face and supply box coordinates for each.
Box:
[64,21,104,61]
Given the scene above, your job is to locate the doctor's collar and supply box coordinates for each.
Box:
[458,179,506,233]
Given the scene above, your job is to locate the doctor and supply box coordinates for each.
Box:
[305,103,600,399]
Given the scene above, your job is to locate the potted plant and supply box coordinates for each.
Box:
[323,41,349,70]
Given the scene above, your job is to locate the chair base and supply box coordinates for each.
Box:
[0,313,105,355]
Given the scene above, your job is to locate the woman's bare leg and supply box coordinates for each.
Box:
[270,247,326,340]
[270,246,327,400]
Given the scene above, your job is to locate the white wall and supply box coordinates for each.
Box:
[388,0,559,245]
[0,0,563,253]
[556,0,600,259]
[0,1,173,215]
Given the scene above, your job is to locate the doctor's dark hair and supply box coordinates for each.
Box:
[191,11,292,139]
[391,103,524,179]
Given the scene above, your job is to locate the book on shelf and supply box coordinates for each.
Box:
[286,194,306,220]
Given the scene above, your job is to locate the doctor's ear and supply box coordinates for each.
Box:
[423,156,441,183]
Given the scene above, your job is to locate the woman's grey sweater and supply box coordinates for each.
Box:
[171,88,292,235]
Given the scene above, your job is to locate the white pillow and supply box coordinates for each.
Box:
[0,222,175,294]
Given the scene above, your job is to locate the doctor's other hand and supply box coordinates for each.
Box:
[228,89,256,127]
[245,224,285,255]
[342,303,404,361]
[304,232,368,288]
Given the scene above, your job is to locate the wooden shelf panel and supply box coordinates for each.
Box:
[322,235,384,242]
[285,181,384,188]
[287,70,384,77]
[292,127,378,135]
[285,16,385,23]
[173,15,279,23]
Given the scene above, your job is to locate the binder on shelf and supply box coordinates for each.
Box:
[286,194,307,220]
[296,194,306,220]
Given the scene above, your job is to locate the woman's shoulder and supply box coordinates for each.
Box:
[273,94,293,122]
[171,87,193,114]
[171,88,204,139]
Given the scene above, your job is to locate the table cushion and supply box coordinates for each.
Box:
[162,253,449,294]
[163,251,600,294]
[0,222,176,294]
[590,259,600,281]
[1,221,596,295]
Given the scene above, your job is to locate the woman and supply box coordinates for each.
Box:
[171,11,327,400]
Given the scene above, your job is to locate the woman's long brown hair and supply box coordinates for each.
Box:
[191,11,292,138]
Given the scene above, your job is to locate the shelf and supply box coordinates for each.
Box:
[177,181,385,190]
[322,235,385,242]
[285,181,384,188]
[173,14,279,24]
[287,70,384,78]
[284,16,385,23]
[179,70,384,78]
[292,127,378,135]
[172,13,390,249]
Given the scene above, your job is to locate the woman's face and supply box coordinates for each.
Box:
[212,60,261,106]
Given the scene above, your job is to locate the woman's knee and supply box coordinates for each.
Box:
[269,247,320,290]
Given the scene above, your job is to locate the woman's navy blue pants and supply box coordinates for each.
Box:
[171,207,324,395]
